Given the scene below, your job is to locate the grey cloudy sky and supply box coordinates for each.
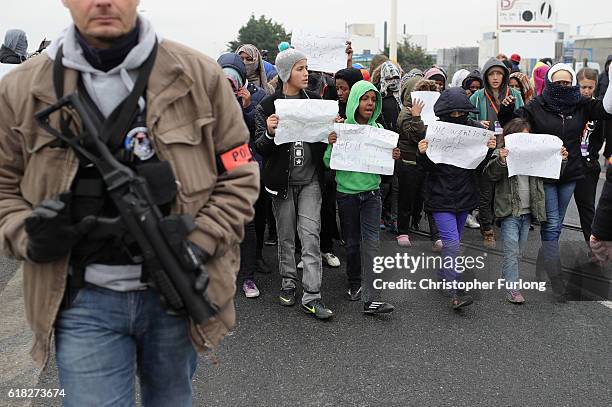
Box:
[1,0,609,56]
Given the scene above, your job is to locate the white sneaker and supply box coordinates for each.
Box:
[322,252,341,267]
[297,260,304,269]
[465,214,481,229]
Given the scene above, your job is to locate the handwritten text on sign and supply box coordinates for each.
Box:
[504,133,563,179]
[330,123,399,175]
[291,30,348,74]
[425,121,494,169]
[274,99,338,145]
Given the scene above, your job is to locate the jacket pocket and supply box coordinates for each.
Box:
[154,117,217,203]
[21,134,70,205]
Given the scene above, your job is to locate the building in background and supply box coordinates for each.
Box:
[347,24,381,66]
[437,47,479,77]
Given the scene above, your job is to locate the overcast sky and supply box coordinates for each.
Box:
[1,0,609,56]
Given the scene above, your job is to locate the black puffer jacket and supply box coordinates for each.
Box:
[498,95,612,183]
[418,119,492,213]
[253,89,326,199]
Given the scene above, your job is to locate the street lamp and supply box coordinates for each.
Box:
[390,0,398,63]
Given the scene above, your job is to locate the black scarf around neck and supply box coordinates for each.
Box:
[76,20,140,72]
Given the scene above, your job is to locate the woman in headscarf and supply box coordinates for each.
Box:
[499,63,612,301]
[236,44,274,94]
[508,72,535,104]
[532,64,550,96]
[0,29,28,64]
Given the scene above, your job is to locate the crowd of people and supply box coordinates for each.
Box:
[216,40,612,316]
[1,1,612,402]
[3,23,612,316]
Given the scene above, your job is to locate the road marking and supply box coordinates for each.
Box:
[599,301,612,310]
[0,266,42,407]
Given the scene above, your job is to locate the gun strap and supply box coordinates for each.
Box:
[53,41,159,153]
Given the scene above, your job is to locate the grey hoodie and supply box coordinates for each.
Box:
[46,17,158,117]
[45,17,159,291]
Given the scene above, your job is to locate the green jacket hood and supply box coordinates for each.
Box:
[346,80,382,125]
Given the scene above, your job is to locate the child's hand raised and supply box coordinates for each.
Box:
[335,115,345,123]
[328,132,337,145]
[411,99,425,117]
[392,148,401,160]
[418,139,429,154]
[487,136,497,149]
[561,146,568,160]
[499,147,509,163]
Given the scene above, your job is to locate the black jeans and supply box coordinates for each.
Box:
[478,171,495,231]
[574,160,601,242]
[239,221,257,282]
[337,189,381,302]
[397,161,439,240]
[320,170,339,253]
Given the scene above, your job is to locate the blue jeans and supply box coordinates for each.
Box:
[431,211,469,295]
[500,214,531,287]
[337,189,381,303]
[55,285,197,407]
[541,182,576,263]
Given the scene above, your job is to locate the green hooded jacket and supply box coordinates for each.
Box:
[324,80,384,194]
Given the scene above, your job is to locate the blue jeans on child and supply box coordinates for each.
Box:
[500,214,531,287]
[431,211,469,295]
[55,285,197,407]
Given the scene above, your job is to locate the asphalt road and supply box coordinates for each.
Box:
[1,167,611,407]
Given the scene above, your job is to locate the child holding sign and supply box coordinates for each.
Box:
[485,118,568,304]
[324,80,400,314]
[417,88,497,310]
[253,49,333,320]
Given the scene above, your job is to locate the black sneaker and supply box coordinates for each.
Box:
[302,300,333,320]
[256,258,271,274]
[279,289,296,307]
[451,294,473,310]
[363,301,395,315]
[347,287,362,302]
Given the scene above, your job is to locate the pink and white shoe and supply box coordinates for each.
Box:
[242,279,260,298]
[397,234,411,247]
[507,290,525,304]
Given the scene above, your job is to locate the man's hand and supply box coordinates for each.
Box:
[590,235,612,265]
[267,114,279,136]
[411,99,425,117]
[237,88,251,109]
[418,139,429,154]
[25,192,97,263]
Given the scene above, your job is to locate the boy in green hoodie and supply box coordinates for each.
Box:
[324,80,400,314]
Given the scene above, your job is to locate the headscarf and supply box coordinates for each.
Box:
[542,64,581,115]
[3,29,28,59]
[424,67,447,89]
[236,44,271,93]
[509,72,534,103]
[379,61,402,107]
[533,64,550,96]
[451,69,470,88]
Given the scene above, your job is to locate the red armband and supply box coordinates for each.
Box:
[217,143,253,173]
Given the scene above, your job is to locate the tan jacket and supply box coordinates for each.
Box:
[0,40,259,368]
